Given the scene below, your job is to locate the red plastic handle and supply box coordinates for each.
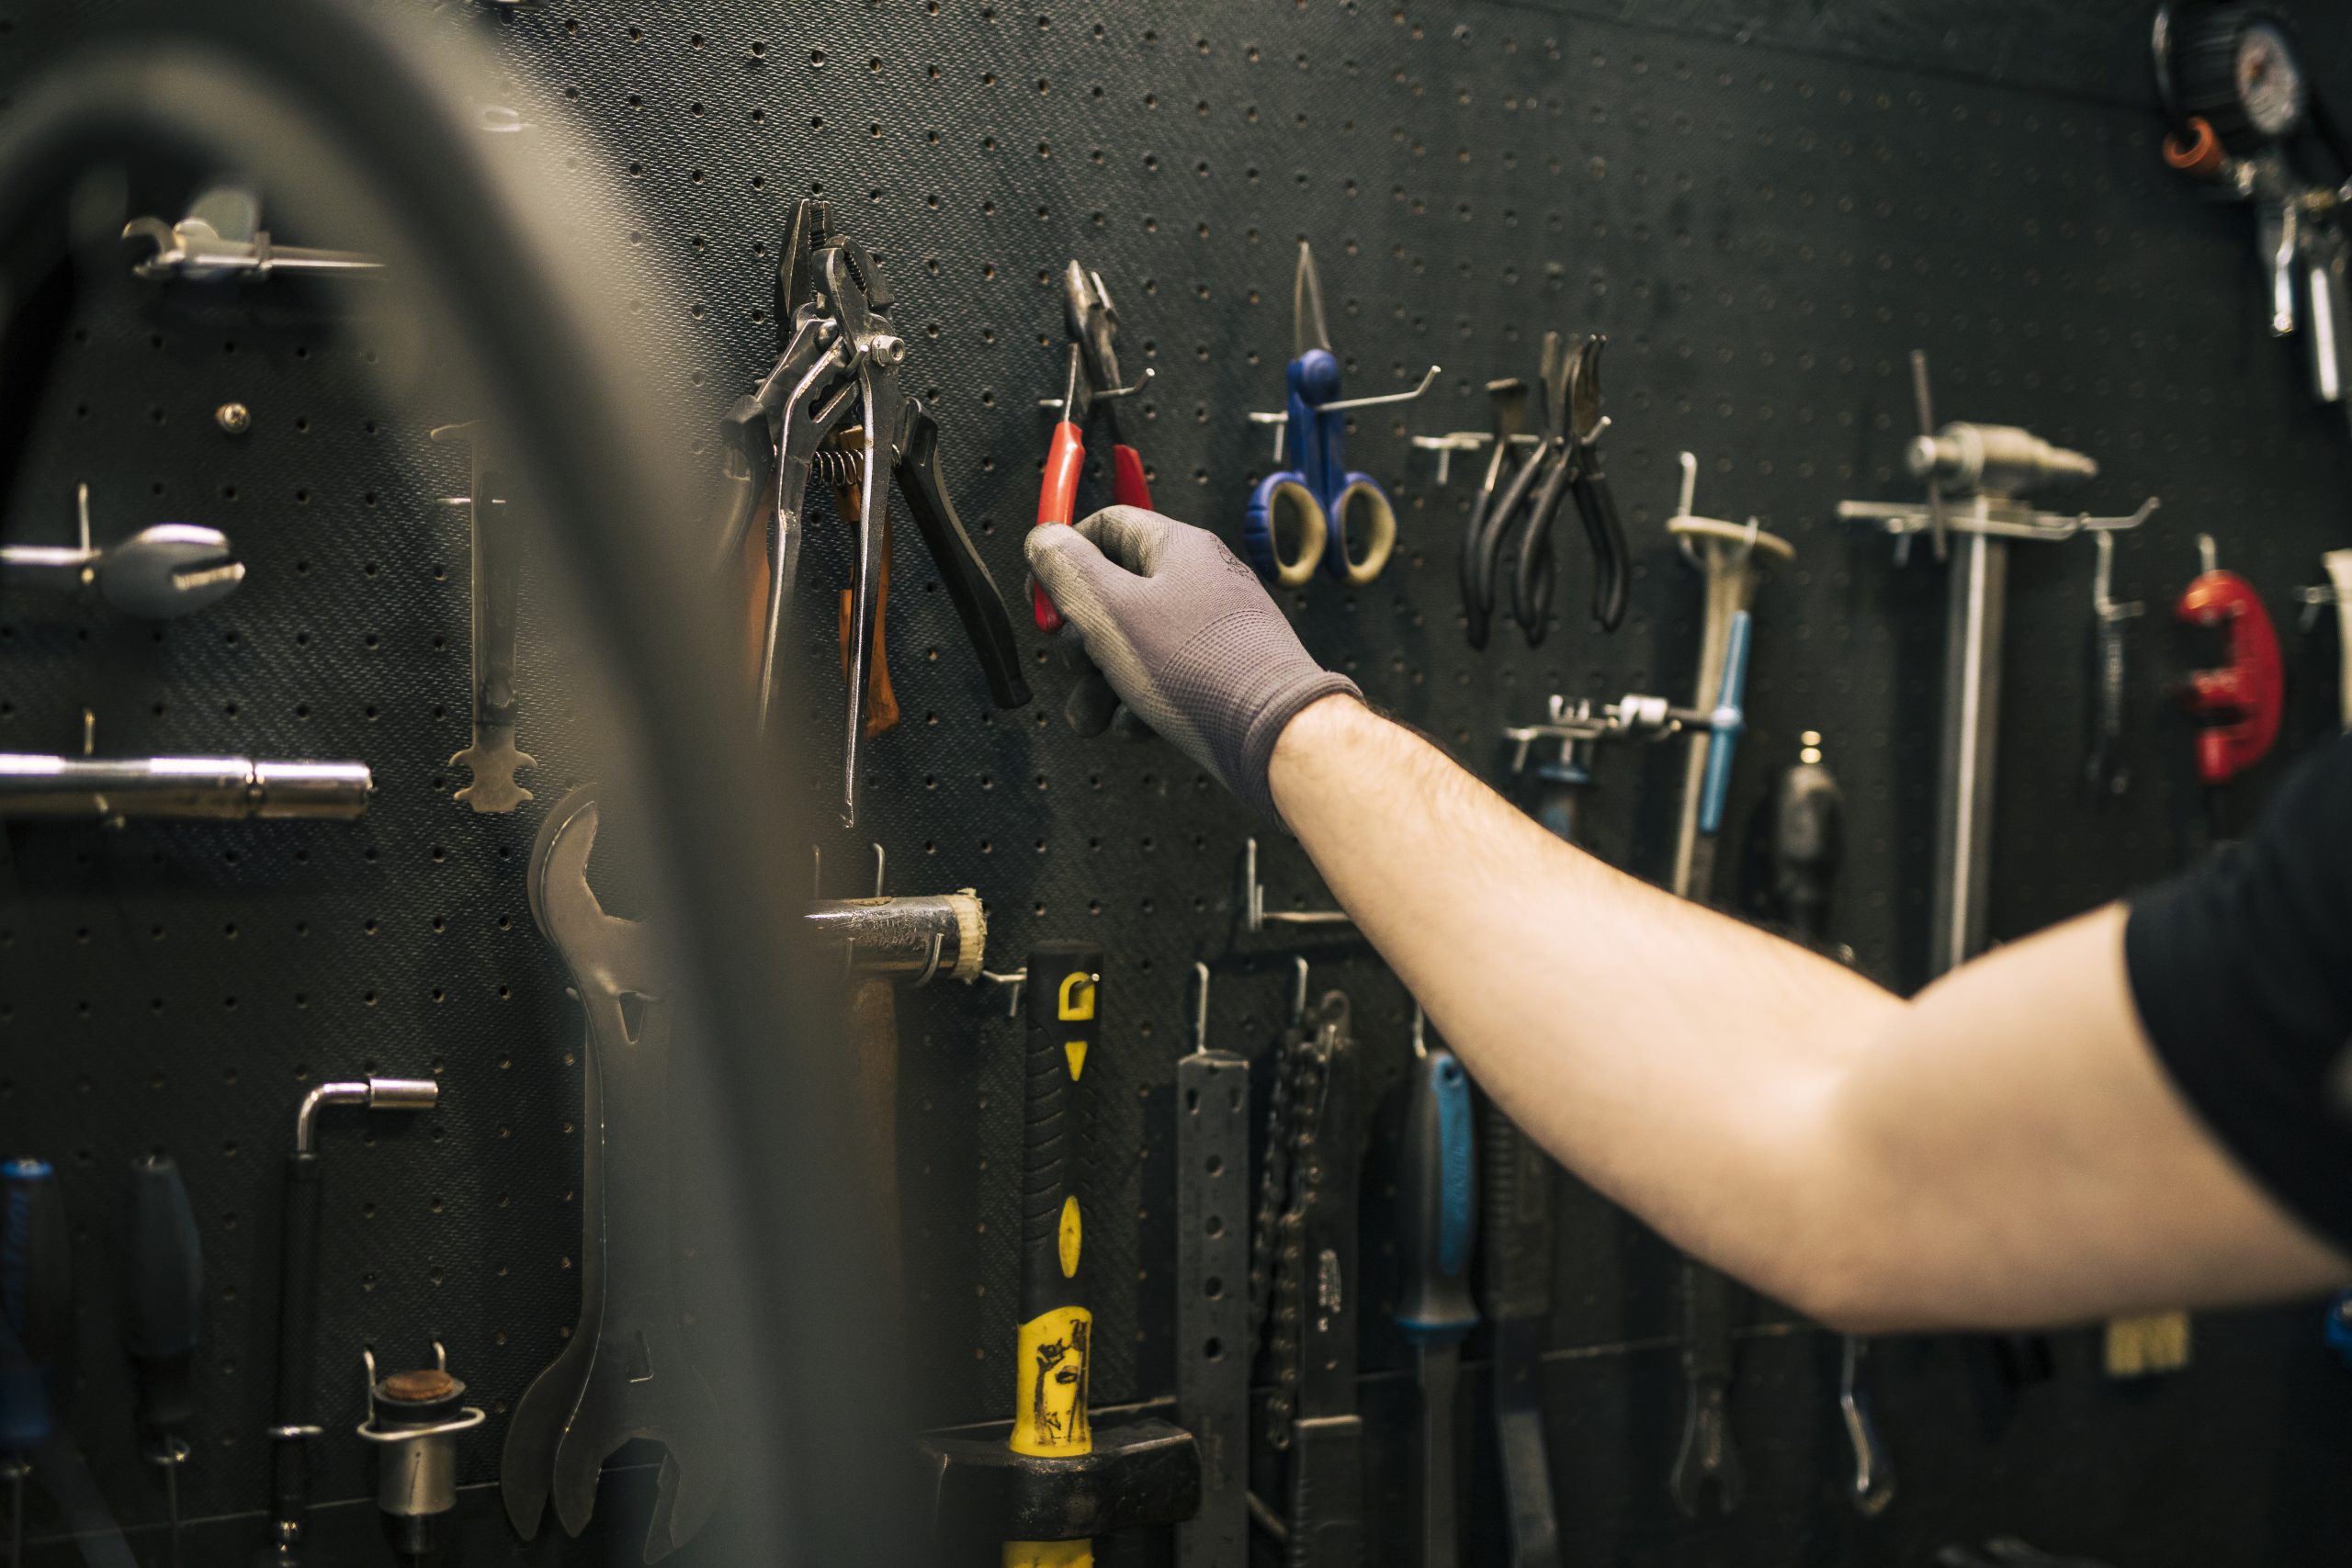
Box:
[1111,443,1151,511]
[1033,420,1084,633]
[2175,570,2283,787]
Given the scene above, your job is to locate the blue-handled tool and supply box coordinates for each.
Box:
[3,1158,71,1567]
[1244,242,1437,588]
[1696,610,1754,836]
[1394,1008,1477,1568]
[126,1156,201,1567]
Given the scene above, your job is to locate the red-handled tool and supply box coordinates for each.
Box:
[1033,261,1157,634]
[1035,345,1086,633]
[2175,534,2282,840]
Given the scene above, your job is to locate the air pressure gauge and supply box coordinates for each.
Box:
[2158,4,2311,154]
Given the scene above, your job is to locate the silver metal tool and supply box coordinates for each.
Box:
[431,423,534,813]
[0,753,370,820]
[0,485,243,618]
[2086,531,2144,797]
[122,196,382,281]
[503,786,725,1563]
[1174,964,1250,1568]
[2318,549,2352,728]
[1838,1337,1895,1517]
[356,1343,485,1566]
[258,1077,439,1565]
[1838,353,2155,976]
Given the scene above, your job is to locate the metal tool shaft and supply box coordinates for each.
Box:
[1931,533,2009,977]
[0,756,370,820]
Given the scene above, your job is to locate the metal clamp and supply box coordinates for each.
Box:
[1240,837,1353,933]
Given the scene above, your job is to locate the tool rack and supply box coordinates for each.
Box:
[5,3,2352,1565]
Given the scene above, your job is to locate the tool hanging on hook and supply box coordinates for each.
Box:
[1243,242,1438,588]
[1033,259,1157,633]
[2173,534,2283,846]
[1175,964,1250,1568]
[0,484,243,619]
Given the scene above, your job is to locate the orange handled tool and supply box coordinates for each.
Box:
[1035,346,1086,634]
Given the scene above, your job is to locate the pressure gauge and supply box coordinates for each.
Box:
[2161,4,2312,154]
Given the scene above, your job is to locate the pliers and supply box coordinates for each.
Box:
[1458,332,1630,648]
[1034,260,1153,632]
[707,198,1032,825]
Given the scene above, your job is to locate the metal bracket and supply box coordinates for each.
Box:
[1239,838,1353,933]
[1246,365,1442,462]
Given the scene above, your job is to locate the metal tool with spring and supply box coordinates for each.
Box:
[1459,331,1629,646]
[1243,242,1438,588]
[707,198,1032,824]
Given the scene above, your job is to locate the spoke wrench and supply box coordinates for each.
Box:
[501,786,725,1562]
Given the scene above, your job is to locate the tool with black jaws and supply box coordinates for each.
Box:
[429,422,533,813]
[126,1155,203,1567]
[2,1158,69,1568]
[1176,964,1250,1568]
[503,787,727,1562]
[707,198,1031,826]
[1393,1007,1477,1568]
[254,1077,439,1566]
[1032,260,1156,633]
[1759,736,1895,1516]
[1249,989,1366,1568]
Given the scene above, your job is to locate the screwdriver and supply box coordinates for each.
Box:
[126,1156,202,1568]
[2,1158,71,1568]
[1392,1007,1477,1568]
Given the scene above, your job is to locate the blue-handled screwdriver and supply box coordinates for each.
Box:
[2,1158,71,1568]
[126,1156,201,1568]
[1393,1007,1478,1568]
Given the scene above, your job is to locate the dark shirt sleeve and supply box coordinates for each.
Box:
[2125,731,2352,1256]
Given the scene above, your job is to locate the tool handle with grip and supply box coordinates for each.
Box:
[894,401,1033,710]
[1394,1051,1478,1343]
[266,1152,325,1535]
[1032,419,1086,633]
[1478,1109,1554,1325]
[1109,444,1151,511]
[127,1155,203,1440]
[1697,611,1754,836]
[0,1159,71,1453]
[1571,469,1629,632]
[1769,753,1845,947]
[1012,942,1101,1463]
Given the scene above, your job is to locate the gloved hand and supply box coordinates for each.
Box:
[1026,506,1362,821]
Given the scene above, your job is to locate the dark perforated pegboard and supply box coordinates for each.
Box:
[4,3,2352,1565]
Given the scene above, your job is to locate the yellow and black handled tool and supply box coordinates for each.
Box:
[1008,942,1102,1568]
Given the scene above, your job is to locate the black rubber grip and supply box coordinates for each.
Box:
[1478,1106,1555,1325]
[897,402,1034,712]
[267,1151,325,1529]
[1020,942,1101,1320]
[1,1157,72,1376]
[127,1154,203,1438]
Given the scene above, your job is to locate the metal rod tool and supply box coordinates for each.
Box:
[431,423,534,812]
[0,753,371,821]
[255,1077,438,1565]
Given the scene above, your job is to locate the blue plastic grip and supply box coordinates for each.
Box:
[2326,1292,2352,1366]
[1698,609,1753,837]
[1432,1055,1476,1280]
[2,1157,65,1451]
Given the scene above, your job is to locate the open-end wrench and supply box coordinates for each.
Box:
[502,787,726,1562]
[121,215,382,280]
[430,424,534,812]
[0,485,244,619]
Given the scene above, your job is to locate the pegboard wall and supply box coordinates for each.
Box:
[5,2,2352,1564]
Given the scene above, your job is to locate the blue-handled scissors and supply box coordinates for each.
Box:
[1244,242,1437,588]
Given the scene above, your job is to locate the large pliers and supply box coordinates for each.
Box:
[1034,259,1153,631]
[1458,333,1630,648]
[707,199,1031,824]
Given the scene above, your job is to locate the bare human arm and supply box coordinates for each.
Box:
[1022,506,2350,1333]
[1270,693,2352,1333]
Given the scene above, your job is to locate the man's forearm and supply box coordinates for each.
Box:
[1268,694,1900,1300]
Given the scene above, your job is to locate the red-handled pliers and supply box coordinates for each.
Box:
[1035,260,1154,631]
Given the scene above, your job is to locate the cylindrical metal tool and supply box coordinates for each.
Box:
[804,890,986,981]
[356,1346,485,1566]
[1007,942,1102,1568]
[0,755,371,820]
[259,1078,438,1564]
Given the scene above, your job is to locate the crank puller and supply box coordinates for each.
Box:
[356,1344,485,1566]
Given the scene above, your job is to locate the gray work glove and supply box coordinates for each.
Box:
[1025,506,1362,821]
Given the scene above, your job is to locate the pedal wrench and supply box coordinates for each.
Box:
[520,788,728,1561]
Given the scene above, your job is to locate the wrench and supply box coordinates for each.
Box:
[0,485,243,619]
[121,215,382,280]
[430,424,534,812]
[502,787,726,1562]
